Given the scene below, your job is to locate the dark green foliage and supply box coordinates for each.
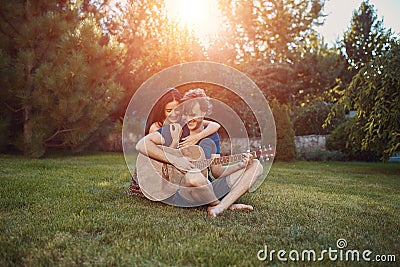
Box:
[0,1,125,157]
[327,0,398,161]
[297,149,347,161]
[347,41,399,160]
[327,40,400,161]
[326,120,380,161]
[0,50,15,151]
[271,99,296,161]
[291,35,350,105]
[325,120,351,152]
[244,43,346,106]
[292,100,339,135]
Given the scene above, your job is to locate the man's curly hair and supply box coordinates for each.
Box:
[181,88,212,115]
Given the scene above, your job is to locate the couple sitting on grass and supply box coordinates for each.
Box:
[131,88,263,218]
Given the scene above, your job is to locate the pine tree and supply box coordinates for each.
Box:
[342,0,392,70]
[0,1,125,157]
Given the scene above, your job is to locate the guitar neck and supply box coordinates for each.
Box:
[192,151,257,170]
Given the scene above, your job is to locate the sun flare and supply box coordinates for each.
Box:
[164,0,222,38]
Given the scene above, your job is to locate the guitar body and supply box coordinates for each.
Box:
[136,145,207,201]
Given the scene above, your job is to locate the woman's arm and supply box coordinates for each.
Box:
[178,120,220,147]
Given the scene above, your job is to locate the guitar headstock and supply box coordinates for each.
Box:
[254,144,276,162]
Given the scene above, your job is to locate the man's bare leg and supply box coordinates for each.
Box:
[180,171,219,206]
[208,160,263,218]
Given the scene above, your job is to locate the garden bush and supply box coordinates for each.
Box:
[296,148,348,161]
[326,119,380,161]
[271,99,296,161]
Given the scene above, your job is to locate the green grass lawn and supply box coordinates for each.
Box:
[1,153,399,266]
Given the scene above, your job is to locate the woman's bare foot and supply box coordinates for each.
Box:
[228,203,254,212]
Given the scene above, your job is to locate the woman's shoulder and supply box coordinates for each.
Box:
[149,122,162,133]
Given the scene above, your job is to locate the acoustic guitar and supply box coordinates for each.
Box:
[136,144,273,201]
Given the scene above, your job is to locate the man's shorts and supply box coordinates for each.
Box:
[163,176,231,207]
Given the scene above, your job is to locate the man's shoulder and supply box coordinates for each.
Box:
[205,131,220,141]
[198,132,220,158]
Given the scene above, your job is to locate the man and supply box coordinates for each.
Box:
[136,88,263,217]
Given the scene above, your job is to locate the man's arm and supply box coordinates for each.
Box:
[210,153,253,179]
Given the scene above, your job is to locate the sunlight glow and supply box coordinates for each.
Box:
[164,0,222,39]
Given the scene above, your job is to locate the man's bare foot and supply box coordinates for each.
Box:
[228,203,254,212]
[207,205,223,218]
[207,204,253,217]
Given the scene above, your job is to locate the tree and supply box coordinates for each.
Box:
[0,1,125,157]
[244,34,348,106]
[291,33,350,105]
[342,0,392,70]
[217,0,325,64]
[215,1,348,107]
[292,100,336,136]
[0,50,15,151]
[328,38,400,161]
[92,0,207,119]
[326,1,398,161]
[349,40,399,160]
[270,99,296,161]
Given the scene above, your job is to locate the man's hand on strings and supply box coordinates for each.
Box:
[237,152,254,169]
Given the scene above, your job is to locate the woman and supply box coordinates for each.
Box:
[145,88,183,135]
[145,88,220,146]
[127,88,220,196]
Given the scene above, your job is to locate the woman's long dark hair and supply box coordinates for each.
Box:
[144,88,183,135]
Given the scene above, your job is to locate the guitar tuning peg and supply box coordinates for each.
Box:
[257,145,264,161]
[257,146,262,161]
[262,145,269,161]
[268,144,275,158]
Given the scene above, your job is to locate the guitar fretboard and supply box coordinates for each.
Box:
[191,151,258,170]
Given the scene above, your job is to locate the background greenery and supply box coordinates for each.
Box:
[1,153,399,266]
[0,0,398,160]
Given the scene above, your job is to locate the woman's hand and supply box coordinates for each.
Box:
[178,134,201,148]
[168,154,195,171]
